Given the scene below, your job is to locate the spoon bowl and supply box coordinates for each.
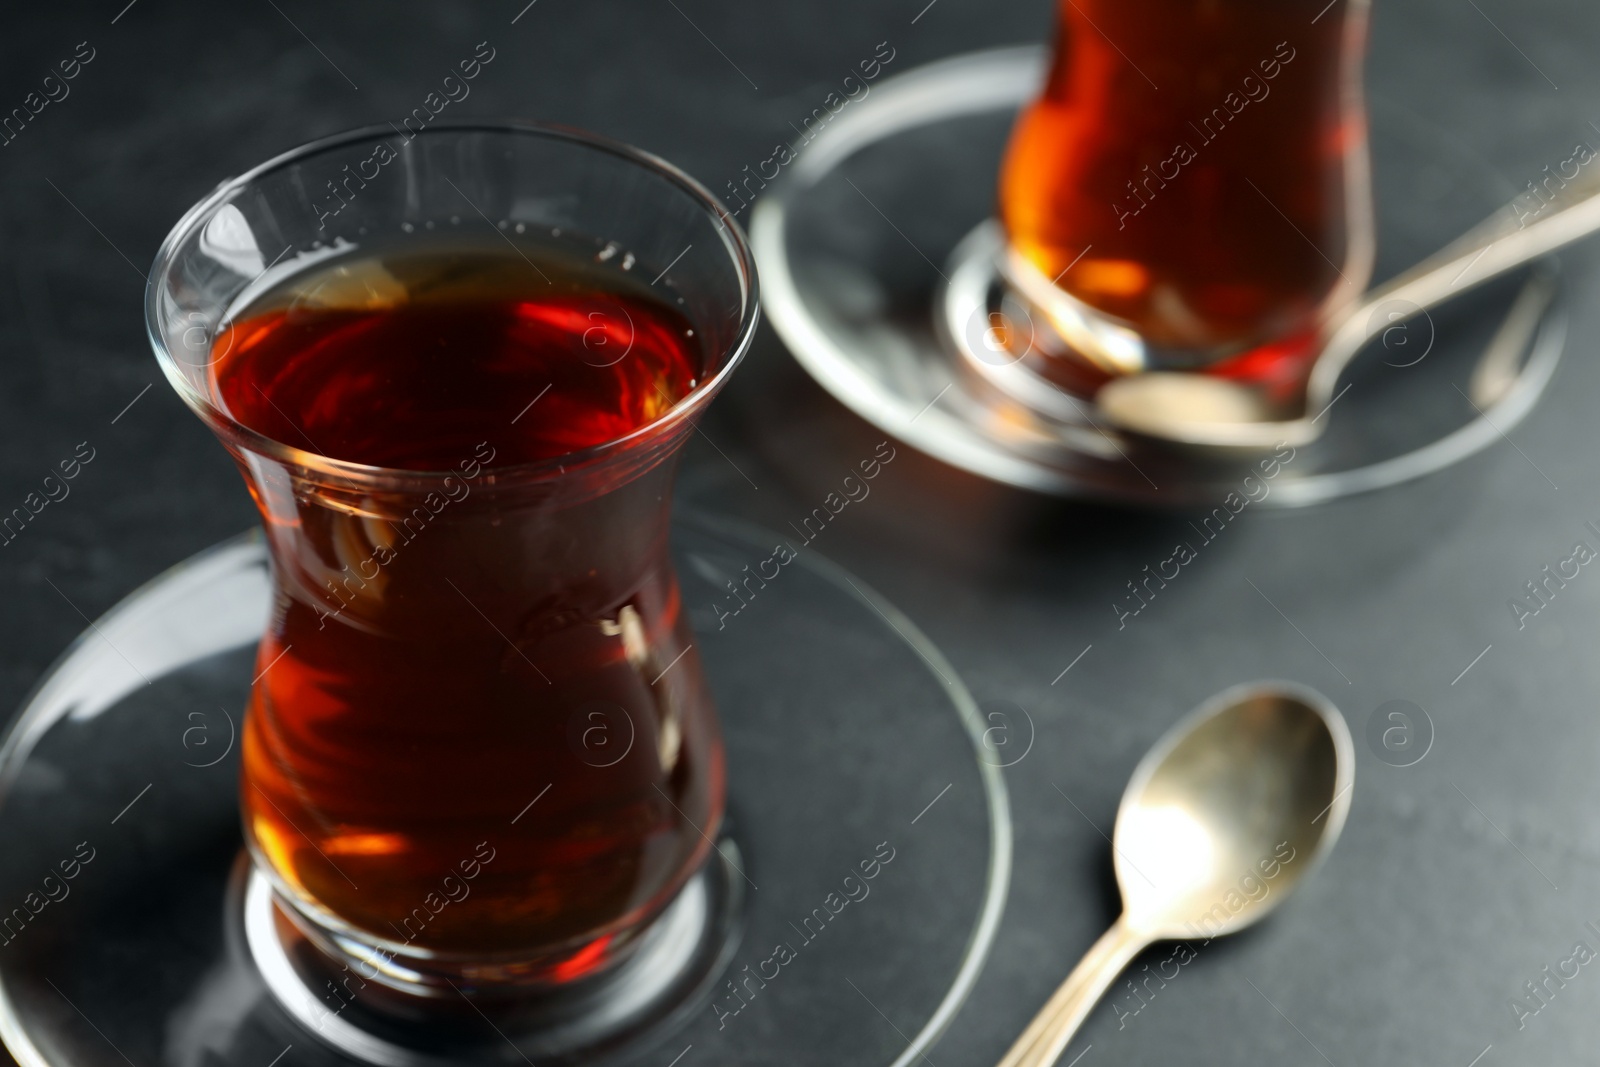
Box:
[1114,682,1352,939]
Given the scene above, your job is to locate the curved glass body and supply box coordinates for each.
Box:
[145,123,758,993]
[999,0,1374,398]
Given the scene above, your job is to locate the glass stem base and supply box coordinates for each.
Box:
[239,843,743,1066]
[942,220,1319,425]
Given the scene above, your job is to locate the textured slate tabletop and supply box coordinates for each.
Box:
[2,1,1598,1065]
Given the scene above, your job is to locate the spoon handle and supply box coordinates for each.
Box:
[994,916,1148,1067]
[1307,154,1600,409]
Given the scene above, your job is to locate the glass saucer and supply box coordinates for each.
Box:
[751,45,1567,507]
[0,512,1010,1067]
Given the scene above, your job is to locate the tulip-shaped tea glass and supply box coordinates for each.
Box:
[146,123,758,1005]
[974,0,1375,411]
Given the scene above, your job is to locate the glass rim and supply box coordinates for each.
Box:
[144,119,761,486]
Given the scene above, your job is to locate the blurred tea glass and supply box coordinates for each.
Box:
[991,0,1374,405]
[147,123,758,996]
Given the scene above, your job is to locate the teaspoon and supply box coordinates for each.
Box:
[1096,159,1600,449]
[996,681,1354,1067]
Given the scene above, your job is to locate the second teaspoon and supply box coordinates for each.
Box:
[1097,156,1600,449]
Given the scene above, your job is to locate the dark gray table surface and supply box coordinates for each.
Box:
[2,1,1597,1064]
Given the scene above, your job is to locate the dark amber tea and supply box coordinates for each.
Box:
[209,239,724,981]
[999,0,1373,396]
[213,245,701,468]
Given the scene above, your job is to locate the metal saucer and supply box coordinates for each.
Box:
[750,45,1567,508]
